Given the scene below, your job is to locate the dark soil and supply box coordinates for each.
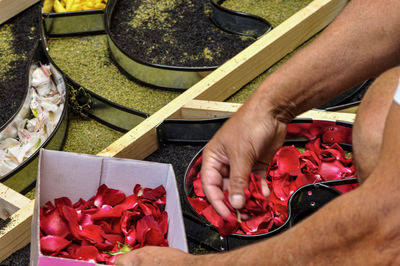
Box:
[0,4,40,128]
[146,143,203,214]
[109,0,256,67]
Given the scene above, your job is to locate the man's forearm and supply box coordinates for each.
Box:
[196,101,400,266]
[253,0,400,122]
[198,153,400,265]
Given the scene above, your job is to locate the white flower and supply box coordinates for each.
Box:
[0,64,65,177]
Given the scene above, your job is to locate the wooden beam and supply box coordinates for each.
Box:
[0,184,30,220]
[0,200,34,262]
[98,0,348,159]
[180,100,356,122]
[175,100,242,119]
[0,0,39,25]
[333,105,359,114]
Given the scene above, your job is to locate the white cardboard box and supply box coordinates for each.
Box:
[31,149,187,265]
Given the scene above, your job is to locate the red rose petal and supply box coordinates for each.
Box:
[75,246,100,263]
[144,228,167,246]
[271,175,291,203]
[240,212,274,235]
[111,218,123,235]
[159,211,169,235]
[73,198,86,209]
[79,224,104,244]
[60,206,83,240]
[139,201,161,218]
[193,174,205,197]
[294,173,309,189]
[98,220,114,234]
[40,208,70,238]
[102,233,124,246]
[188,197,209,214]
[137,215,164,243]
[40,235,71,254]
[320,160,352,180]
[54,197,73,209]
[201,205,223,227]
[120,210,137,235]
[142,185,166,201]
[276,146,300,175]
[91,195,139,221]
[94,184,126,208]
[125,228,137,246]
[217,213,239,237]
[276,146,301,176]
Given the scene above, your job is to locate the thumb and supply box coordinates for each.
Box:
[228,155,253,209]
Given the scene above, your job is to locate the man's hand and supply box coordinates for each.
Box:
[200,95,287,217]
[114,246,193,266]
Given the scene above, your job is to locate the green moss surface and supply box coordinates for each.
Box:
[0,25,19,79]
[222,0,313,27]
[63,114,123,155]
[48,35,179,114]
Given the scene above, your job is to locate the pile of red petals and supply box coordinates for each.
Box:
[40,184,168,264]
[188,138,358,237]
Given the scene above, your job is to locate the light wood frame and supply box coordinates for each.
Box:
[0,0,39,24]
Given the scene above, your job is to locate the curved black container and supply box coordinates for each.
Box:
[0,41,69,194]
[182,119,358,250]
[104,0,273,90]
[210,0,272,38]
[42,6,105,36]
[317,78,374,111]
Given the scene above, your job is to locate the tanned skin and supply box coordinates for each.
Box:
[115,0,400,265]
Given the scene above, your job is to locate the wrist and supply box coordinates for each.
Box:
[251,78,298,124]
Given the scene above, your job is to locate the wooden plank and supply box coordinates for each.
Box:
[172,100,242,119]
[298,109,355,122]
[180,100,355,122]
[0,0,40,25]
[334,105,359,114]
[0,184,30,220]
[98,0,348,159]
[0,200,34,262]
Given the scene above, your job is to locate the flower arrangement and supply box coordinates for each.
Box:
[188,138,358,237]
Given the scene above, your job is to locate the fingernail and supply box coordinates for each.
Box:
[230,194,244,209]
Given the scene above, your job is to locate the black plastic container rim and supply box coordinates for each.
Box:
[183,119,356,238]
[210,0,273,38]
[42,8,104,17]
[0,41,69,183]
[41,4,106,37]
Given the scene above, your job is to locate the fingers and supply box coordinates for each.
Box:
[253,161,270,198]
[228,152,253,209]
[260,177,270,197]
[201,147,232,217]
[203,182,231,217]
